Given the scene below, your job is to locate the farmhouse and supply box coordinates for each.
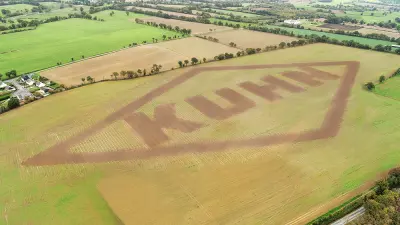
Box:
[0,82,7,89]
[392,45,400,49]
[284,19,301,25]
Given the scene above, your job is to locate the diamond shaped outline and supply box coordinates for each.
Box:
[22,61,360,166]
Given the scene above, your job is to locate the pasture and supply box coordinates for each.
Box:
[141,17,232,34]
[206,29,298,49]
[1,44,400,225]
[374,76,400,100]
[0,10,179,77]
[41,37,238,85]
[0,4,33,15]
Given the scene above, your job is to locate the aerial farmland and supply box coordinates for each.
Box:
[0,0,400,225]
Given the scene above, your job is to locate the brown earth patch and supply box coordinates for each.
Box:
[140,17,232,34]
[41,37,237,86]
[206,29,298,49]
[23,61,359,166]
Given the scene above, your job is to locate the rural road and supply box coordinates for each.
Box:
[330,207,365,225]
[9,78,33,100]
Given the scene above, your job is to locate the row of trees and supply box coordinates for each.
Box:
[134,18,192,35]
[177,57,206,67]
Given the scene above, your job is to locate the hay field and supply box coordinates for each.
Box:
[206,29,298,49]
[41,37,238,85]
[1,44,400,225]
[141,17,232,34]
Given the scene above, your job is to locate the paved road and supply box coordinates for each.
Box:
[330,207,365,225]
[9,78,33,100]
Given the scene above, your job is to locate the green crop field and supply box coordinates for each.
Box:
[374,76,400,100]
[0,10,179,77]
[1,44,399,225]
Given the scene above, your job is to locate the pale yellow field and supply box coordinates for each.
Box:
[1,44,400,225]
[141,17,232,34]
[127,6,198,18]
[41,37,237,86]
[206,29,299,49]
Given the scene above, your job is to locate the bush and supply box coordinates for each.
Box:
[379,75,385,83]
[7,97,20,109]
[0,93,11,101]
[364,82,375,91]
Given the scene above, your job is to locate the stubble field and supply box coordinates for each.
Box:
[206,29,298,49]
[41,37,238,85]
[140,17,233,34]
[1,44,400,225]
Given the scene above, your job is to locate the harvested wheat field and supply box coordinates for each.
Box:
[41,37,237,85]
[141,17,232,34]
[127,6,198,18]
[207,29,298,49]
[2,44,400,225]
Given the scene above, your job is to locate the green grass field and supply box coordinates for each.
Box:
[374,76,400,100]
[11,5,91,21]
[0,4,33,15]
[0,10,179,77]
[0,44,399,225]
[337,10,400,23]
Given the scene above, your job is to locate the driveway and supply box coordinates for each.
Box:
[9,78,33,100]
[330,207,365,225]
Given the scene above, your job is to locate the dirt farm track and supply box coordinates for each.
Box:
[1,44,400,225]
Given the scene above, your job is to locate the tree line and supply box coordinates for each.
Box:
[134,18,192,35]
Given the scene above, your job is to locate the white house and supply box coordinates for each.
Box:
[25,79,35,86]
[35,81,46,88]
[0,82,7,89]
[392,45,400,49]
[284,20,301,25]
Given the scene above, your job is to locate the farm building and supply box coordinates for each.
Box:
[284,20,301,25]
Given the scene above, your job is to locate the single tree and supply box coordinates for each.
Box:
[184,60,189,66]
[8,97,20,109]
[162,34,167,40]
[379,75,386,83]
[191,57,199,65]
[87,76,94,83]
[203,58,206,63]
[112,72,119,80]
[120,70,127,79]
[178,61,183,67]
[364,82,375,91]
[81,77,85,83]
[71,57,74,61]
[137,69,142,76]
[279,42,286,48]
[126,11,129,16]
[81,55,85,59]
